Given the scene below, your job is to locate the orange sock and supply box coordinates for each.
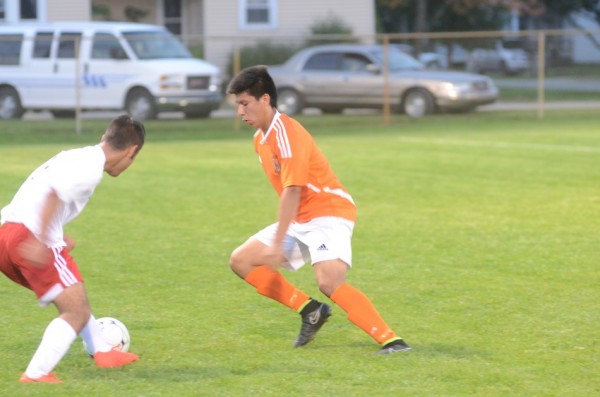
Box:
[330,282,399,345]
[244,265,310,311]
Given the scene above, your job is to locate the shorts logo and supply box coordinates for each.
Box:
[317,244,328,251]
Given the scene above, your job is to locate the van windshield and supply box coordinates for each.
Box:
[123,31,192,60]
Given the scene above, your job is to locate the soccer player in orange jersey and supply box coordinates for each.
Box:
[227,66,411,354]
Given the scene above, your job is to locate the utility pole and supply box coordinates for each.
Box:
[416,0,428,54]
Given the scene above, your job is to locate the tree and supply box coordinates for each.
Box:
[376,0,600,33]
[376,0,509,33]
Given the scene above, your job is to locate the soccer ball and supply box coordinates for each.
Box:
[83,317,131,354]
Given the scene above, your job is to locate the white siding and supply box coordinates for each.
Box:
[47,0,91,21]
[569,12,600,63]
[203,0,375,76]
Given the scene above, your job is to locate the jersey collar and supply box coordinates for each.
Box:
[259,110,282,145]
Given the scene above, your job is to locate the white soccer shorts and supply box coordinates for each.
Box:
[252,216,354,271]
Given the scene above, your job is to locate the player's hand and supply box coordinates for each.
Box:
[262,245,286,269]
[64,235,76,251]
[17,237,53,268]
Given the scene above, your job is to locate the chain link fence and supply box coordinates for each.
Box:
[2,28,599,128]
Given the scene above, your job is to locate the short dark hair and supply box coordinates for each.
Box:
[101,114,146,155]
[227,65,277,107]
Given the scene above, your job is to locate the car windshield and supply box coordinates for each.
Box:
[123,31,191,60]
[372,47,424,71]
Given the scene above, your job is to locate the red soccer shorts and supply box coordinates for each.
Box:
[0,222,83,306]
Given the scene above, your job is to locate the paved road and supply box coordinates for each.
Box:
[21,77,600,121]
[494,77,600,92]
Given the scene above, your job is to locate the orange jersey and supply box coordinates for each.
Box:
[254,112,356,223]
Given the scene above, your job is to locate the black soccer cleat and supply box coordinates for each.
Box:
[377,338,412,354]
[293,302,332,347]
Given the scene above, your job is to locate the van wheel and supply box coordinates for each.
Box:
[126,89,157,120]
[0,87,24,120]
[402,88,435,118]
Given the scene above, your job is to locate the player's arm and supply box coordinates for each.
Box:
[17,189,61,267]
[261,185,302,268]
[274,185,302,250]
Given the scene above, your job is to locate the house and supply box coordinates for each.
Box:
[0,0,376,74]
[0,0,90,22]
[566,10,600,64]
[203,0,376,76]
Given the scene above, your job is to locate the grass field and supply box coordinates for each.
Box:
[0,110,599,396]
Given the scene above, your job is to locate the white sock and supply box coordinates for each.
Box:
[80,314,112,355]
[25,317,77,378]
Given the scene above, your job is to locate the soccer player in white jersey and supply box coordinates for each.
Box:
[0,115,144,383]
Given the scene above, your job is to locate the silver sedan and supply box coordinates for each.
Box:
[268,44,499,118]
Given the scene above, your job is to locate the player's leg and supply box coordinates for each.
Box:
[19,246,137,382]
[80,314,114,355]
[315,260,411,353]
[305,217,410,353]
[21,282,88,382]
[230,231,332,347]
[230,237,312,311]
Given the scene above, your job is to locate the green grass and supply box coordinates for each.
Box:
[0,110,599,396]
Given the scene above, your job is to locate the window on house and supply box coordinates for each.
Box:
[240,0,277,29]
[164,0,182,35]
[20,0,37,19]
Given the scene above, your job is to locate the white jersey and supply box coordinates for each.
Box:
[0,145,105,248]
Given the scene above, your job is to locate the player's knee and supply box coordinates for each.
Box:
[317,278,341,297]
[229,248,246,276]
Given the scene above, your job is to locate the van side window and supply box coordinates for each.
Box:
[92,33,127,60]
[33,32,53,58]
[57,32,82,58]
[0,34,22,65]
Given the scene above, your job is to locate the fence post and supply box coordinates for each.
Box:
[75,36,82,134]
[536,31,546,120]
[382,34,391,125]
[233,44,241,131]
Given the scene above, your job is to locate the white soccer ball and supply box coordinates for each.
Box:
[83,317,131,354]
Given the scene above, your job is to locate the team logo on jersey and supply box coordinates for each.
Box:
[273,156,281,173]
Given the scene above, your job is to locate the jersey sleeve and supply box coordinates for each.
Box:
[47,151,101,204]
[278,121,311,188]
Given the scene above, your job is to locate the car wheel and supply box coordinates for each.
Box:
[402,88,434,118]
[0,87,24,120]
[126,88,157,120]
[277,89,304,115]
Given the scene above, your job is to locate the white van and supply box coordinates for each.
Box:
[0,21,223,120]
